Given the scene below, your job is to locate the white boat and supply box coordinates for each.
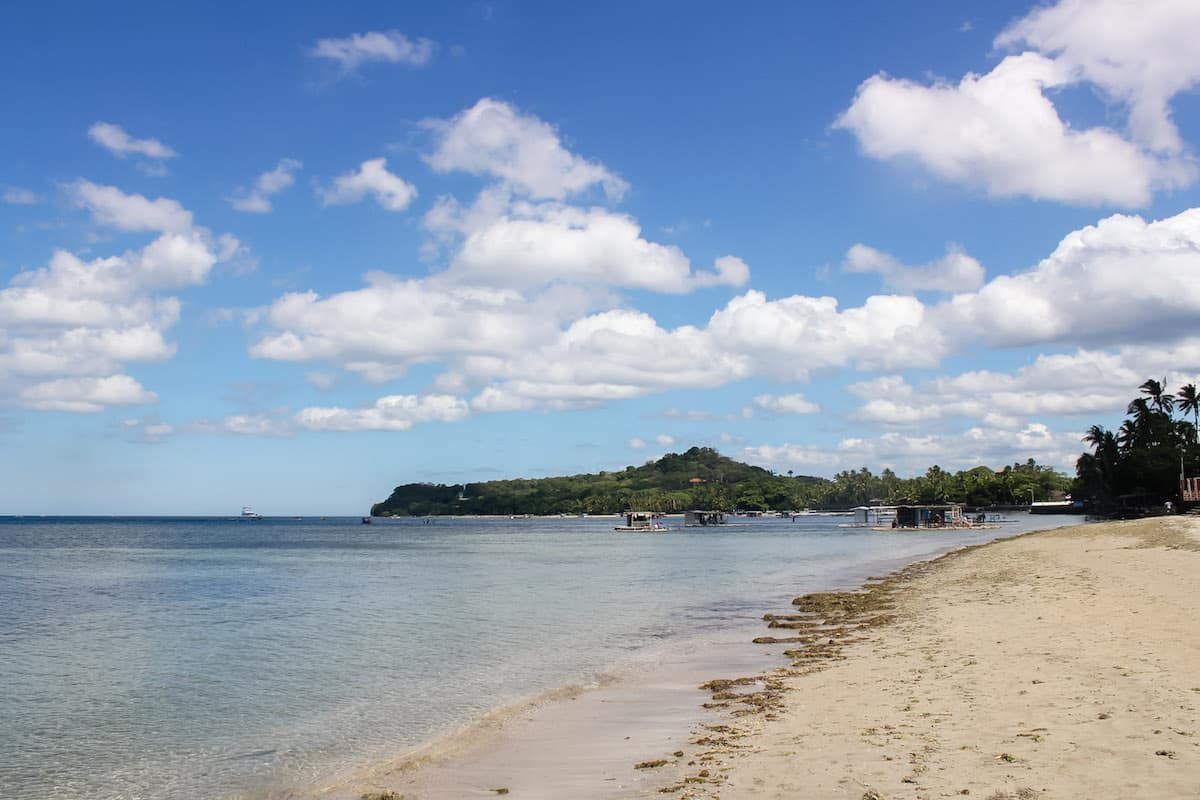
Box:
[241,506,263,520]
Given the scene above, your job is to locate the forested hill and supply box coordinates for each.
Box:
[370,446,1072,517]
[370,447,823,517]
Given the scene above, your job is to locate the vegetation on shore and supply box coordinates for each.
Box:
[1074,378,1199,511]
[371,446,1069,517]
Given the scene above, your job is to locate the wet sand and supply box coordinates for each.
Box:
[310,517,1200,799]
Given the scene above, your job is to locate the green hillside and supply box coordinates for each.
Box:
[370,446,1070,516]
[370,446,821,516]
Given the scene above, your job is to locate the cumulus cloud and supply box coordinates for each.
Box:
[231,158,302,213]
[446,203,749,292]
[73,180,193,233]
[849,340,1200,428]
[3,187,41,205]
[655,434,675,446]
[752,393,821,415]
[942,208,1200,347]
[837,0,1200,206]
[295,393,469,431]
[843,243,984,292]
[250,190,1200,418]
[628,437,647,449]
[996,0,1200,154]
[321,158,417,212]
[0,183,237,412]
[706,290,949,379]
[837,52,1193,206]
[424,98,628,200]
[311,30,435,73]
[250,274,571,383]
[88,122,177,160]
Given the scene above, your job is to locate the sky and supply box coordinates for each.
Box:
[2,0,1200,515]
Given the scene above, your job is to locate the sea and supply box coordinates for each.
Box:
[0,513,1086,799]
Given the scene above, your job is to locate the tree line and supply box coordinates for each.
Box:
[371,445,1070,517]
[1074,378,1199,512]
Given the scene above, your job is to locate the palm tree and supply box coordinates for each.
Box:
[1082,424,1109,452]
[1117,419,1139,452]
[1179,383,1199,441]
[1140,378,1175,415]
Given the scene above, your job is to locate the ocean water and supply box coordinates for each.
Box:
[0,513,1085,799]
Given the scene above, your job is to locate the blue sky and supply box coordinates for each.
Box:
[3,0,1200,514]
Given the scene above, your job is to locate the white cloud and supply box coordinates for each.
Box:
[19,375,157,413]
[3,187,40,205]
[231,159,302,213]
[88,122,177,160]
[311,30,435,73]
[73,180,193,233]
[628,437,647,449]
[447,203,749,293]
[752,393,821,415]
[996,0,1200,154]
[321,158,417,212]
[943,208,1200,347]
[706,290,949,379]
[843,243,984,292]
[655,434,675,446]
[424,98,628,200]
[849,340,1200,428]
[836,52,1193,206]
[741,420,1084,477]
[454,308,752,409]
[250,274,569,383]
[295,393,469,432]
[1,183,236,412]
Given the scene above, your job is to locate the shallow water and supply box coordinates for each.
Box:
[0,513,1084,799]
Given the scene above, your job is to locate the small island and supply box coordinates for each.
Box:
[370,445,1070,517]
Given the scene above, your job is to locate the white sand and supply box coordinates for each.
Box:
[665,517,1200,799]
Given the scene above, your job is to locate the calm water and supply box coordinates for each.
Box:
[0,513,1084,799]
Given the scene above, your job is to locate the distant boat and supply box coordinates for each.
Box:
[241,506,263,520]
[684,510,726,527]
[614,511,668,532]
[360,517,372,524]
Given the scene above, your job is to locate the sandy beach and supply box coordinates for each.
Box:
[655,516,1200,799]
[346,516,1200,799]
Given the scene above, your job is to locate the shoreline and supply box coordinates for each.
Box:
[658,516,1200,798]
[289,522,1081,800]
[313,516,1200,799]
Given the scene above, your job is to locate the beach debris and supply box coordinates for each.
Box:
[1098,712,1111,719]
[673,750,685,757]
[360,793,403,800]
[490,789,510,795]
[635,759,669,769]
[1155,749,1177,758]
[997,752,1017,762]
[862,790,885,800]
